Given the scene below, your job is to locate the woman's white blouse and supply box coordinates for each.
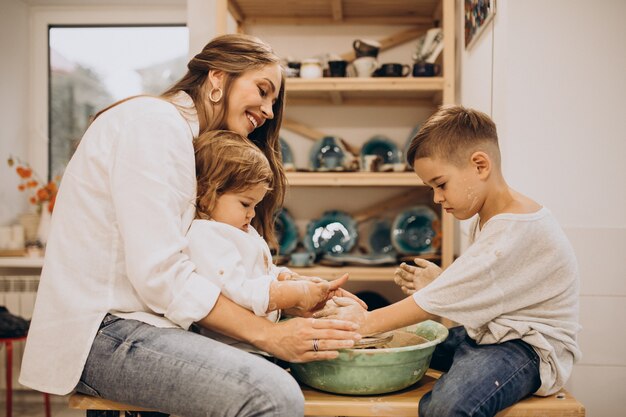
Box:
[19,93,221,395]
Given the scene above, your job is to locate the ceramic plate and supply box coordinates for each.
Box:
[274,209,299,255]
[365,218,395,255]
[304,210,358,255]
[360,135,402,166]
[309,136,347,171]
[391,205,440,255]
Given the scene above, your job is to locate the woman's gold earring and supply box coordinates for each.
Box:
[209,87,223,103]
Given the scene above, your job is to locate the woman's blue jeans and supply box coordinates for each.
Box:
[75,315,304,417]
[419,326,541,417]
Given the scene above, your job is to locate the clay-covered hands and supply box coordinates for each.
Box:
[279,273,367,316]
[393,258,442,295]
[313,296,369,331]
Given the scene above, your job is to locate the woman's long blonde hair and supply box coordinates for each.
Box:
[163,34,287,235]
[194,130,279,246]
[94,34,287,237]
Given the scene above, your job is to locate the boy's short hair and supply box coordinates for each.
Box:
[406,105,500,168]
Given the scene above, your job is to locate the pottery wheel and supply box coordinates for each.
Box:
[353,331,394,349]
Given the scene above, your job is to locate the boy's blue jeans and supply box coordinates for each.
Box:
[420,326,541,417]
[74,314,304,417]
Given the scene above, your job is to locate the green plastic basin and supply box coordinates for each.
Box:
[290,320,448,395]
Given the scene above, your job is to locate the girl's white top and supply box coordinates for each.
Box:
[19,93,221,395]
[186,220,289,353]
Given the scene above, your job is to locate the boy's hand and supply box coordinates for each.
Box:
[393,258,442,295]
[325,274,368,310]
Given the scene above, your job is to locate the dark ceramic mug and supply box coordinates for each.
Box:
[375,63,411,77]
[328,60,348,77]
[353,39,381,58]
[412,62,441,77]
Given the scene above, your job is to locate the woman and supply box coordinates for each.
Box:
[19,34,360,417]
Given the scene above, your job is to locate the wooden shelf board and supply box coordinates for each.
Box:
[229,0,440,25]
[286,172,424,187]
[0,256,44,268]
[289,266,397,281]
[286,77,444,92]
[285,78,444,105]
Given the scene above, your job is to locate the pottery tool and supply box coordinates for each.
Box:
[353,331,394,349]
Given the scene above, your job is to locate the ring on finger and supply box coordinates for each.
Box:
[313,338,319,352]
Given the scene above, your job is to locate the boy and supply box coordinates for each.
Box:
[316,105,581,417]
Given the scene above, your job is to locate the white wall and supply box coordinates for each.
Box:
[459,0,626,415]
[0,0,30,225]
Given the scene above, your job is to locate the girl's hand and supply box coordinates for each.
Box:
[287,273,368,312]
[313,296,369,329]
[393,258,442,295]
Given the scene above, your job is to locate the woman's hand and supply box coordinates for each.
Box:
[313,296,369,329]
[258,317,361,363]
[393,258,442,295]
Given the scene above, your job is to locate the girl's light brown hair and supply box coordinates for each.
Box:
[194,130,278,247]
[406,105,500,168]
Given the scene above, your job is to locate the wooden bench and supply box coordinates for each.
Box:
[69,370,585,417]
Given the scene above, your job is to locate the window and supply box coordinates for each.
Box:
[48,25,188,177]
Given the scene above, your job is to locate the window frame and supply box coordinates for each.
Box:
[29,4,187,178]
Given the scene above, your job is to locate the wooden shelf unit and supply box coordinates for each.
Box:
[222,0,456,280]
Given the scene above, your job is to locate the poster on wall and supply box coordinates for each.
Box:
[464,0,496,49]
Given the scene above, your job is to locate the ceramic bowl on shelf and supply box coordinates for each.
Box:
[274,209,299,256]
[309,136,350,172]
[360,135,402,172]
[363,218,395,255]
[391,205,441,255]
[280,137,296,171]
[304,210,358,255]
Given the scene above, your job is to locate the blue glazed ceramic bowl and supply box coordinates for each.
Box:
[309,136,348,171]
[365,218,395,255]
[360,135,402,167]
[304,210,358,255]
[391,205,440,255]
[274,209,298,255]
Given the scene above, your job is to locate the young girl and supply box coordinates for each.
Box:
[188,130,351,353]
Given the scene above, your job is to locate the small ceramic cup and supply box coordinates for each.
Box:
[289,252,316,267]
[352,57,379,78]
[328,60,348,77]
[300,59,323,79]
[362,154,383,172]
[412,62,441,77]
[375,63,411,77]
